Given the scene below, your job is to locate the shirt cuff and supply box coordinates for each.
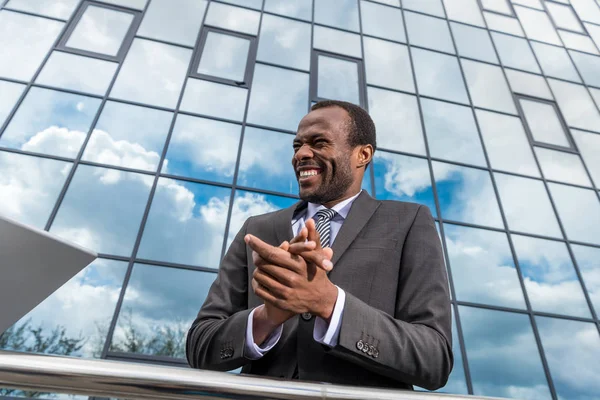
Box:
[313,286,346,348]
[244,306,283,360]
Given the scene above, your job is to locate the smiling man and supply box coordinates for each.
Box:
[186,100,453,390]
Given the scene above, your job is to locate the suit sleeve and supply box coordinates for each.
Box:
[186,218,253,371]
[326,206,453,390]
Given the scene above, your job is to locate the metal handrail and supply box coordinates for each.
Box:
[0,351,502,400]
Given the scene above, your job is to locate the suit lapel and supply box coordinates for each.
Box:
[330,191,380,265]
[275,200,306,245]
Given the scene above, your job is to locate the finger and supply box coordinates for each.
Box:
[246,234,298,270]
[255,263,298,287]
[279,241,290,251]
[287,247,334,272]
[305,219,323,250]
[254,269,290,298]
[287,240,316,254]
[254,285,287,310]
[289,227,308,245]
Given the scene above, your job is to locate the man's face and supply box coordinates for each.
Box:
[292,107,358,204]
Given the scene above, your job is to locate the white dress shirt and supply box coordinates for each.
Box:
[244,191,362,359]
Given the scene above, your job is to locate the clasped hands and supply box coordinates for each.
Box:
[245,219,339,345]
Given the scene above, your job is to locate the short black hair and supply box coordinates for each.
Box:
[311,100,377,152]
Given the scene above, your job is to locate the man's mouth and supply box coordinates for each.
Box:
[297,168,322,182]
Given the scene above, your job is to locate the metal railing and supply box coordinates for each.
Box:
[0,351,502,400]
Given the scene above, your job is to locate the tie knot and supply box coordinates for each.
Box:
[314,208,336,223]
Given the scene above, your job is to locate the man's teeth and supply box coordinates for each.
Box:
[300,170,319,177]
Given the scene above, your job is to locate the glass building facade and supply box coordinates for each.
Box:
[0,0,600,399]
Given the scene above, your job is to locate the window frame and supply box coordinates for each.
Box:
[189,26,258,89]
[477,0,516,17]
[544,0,587,35]
[56,0,142,63]
[514,94,577,153]
[310,49,367,108]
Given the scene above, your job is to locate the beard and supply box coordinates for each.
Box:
[299,158,354,205]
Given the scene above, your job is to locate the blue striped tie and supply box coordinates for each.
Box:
[313,208,337,248]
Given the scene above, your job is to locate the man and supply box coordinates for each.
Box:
[186,100,453,390]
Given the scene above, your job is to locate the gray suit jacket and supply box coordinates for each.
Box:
[186,191,453,390]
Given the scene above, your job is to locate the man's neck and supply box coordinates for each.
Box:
[321,189,362,209]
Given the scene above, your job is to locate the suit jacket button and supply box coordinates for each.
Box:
[367,345,375,357]
[372,348,379,358]
[362,344,369,353]
[301,312,312,321]
[356,340,364,351]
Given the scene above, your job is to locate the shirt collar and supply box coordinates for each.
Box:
[306,190,362,221]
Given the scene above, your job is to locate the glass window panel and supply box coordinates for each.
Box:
[372,152,436,215]
[413,48,469,104]
[531,42,581,83]
[443,0,485,26]
[405,12,454,54]
[197,32,250,82]
[313,26,362,58]
[494,172,561,237]
[100,0,147,9]
[368,87,425,155]
[459,306,551,399]
[591,87,600,108]
[484,12,525,37]
[548,182,600,244]
[0,80,25,127]
[220,0,262,9]
[360,0,405,42]
[560,31,600,55]
[180,79,247,122]
[238,127,297,195]
[476,109,540,177]
[82,101,172,172]
[110,39,192,109]
[36,51,118,96]
[0,11,64,81]
[50,165,152,256]
[110,264,215,358]
[511,0,543,9]
[314,0,359,32]
[518,99,570,147]
[571,0,600,24]
[162,115,241,184]
[514,5,562,45]
[363,37,414,92]
[0,87,102,159]
[572,129,600,187]
[514,234,591,317]
[462,59,517,114]
[450,22,498,64]
[137,180,230,268]
[586,22,600,51]
[369,0,399,5]
[445,224,525,308]
[491,32,540,73]
[247,64,308,131]
[433,161,504,228]
[205,2,260,35]
[481,0,512,14]
[317,56,360,104]
[421,98,486,166]
[5,0,79,20]
[548,79,600,132]
[257,14,311,70]
[227,190,298,248]
[569,51,600,88]
[571,244,600,314]
[537,317,600,400]
[403,0,446,17]
[0,151,70,229]
[0,258,126,358]
[137,0,207,47]
[547,2,584,33]
[535,147,591,187]
[65,5,134,57]
[505,69,553,100]
[264,0,312,21]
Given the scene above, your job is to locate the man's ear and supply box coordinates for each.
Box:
[356,145,374,168]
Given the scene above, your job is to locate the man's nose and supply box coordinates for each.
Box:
[294,144,313,160]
